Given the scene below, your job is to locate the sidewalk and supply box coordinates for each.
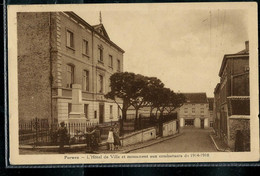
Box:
[20,132,183,154]
[210,132,231,152]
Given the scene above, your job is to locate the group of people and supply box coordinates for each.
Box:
[107,123,121,151]
[57,121,121,153]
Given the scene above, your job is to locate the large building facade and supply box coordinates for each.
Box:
[18,12,124,124]
[213,41,250,151]
[178,93,210,128]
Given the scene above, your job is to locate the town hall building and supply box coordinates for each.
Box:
[17,12,124,124]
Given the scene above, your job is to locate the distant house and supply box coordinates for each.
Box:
[178,93,210,129]
[213,41,250,151]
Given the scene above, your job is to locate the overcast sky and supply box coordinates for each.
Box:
[76,4,249,97]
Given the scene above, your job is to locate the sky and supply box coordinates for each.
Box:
[76,4,249,97]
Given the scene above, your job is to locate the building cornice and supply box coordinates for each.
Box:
[218,53,249,77]
[63,12,125,54]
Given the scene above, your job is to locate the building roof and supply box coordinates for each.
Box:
[64,12,125,53]
[207,98,214,110]
[218,41,249,77]
[182,93,208,104]
[92,24,110,39]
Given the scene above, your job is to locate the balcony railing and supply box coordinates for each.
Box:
[227,96,250,116]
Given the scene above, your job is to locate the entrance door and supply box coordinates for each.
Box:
[200,119,204,129]
[185,119,194,126]
[99,104,104,124]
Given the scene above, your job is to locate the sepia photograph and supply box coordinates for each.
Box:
[7,3,259,165]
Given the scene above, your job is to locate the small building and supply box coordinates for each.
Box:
[178,93,210,129]
[17,12,124,124]
[213,41,250,151]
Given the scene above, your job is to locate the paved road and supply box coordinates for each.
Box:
[130,127,217,153]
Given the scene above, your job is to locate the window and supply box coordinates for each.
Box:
[94,111,97,119]
[117,59,120,71]
[200,108,204,114]
[68,103,72,115]
[66,30,74,48]
[184,108,188,113]
[66,64,74,88]
[98,46,103,62]
[98,75,104,93]
[84,104,89,119]
[110,105,113,119]
[192,108,195,113]
[83,70,89,91]
[82,40,89,55]
[109,55,113,68]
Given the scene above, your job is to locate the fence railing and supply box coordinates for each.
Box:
[19,118,100,146]
[19,114,177,146]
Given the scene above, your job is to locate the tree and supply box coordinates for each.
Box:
[128,74,149,129]
[165,93,186,114]
[143,77,165,117]
[105,72,145,121]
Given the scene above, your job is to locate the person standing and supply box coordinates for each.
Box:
[57,121,68,154]
[93,126,101,149]
[113,123,121,150]
[85,127,96,153]
[107,128,114,151]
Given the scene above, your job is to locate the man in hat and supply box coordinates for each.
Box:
[57,121,68,154]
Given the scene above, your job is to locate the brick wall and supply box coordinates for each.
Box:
[228,117,250,151]
[17,12,52,122]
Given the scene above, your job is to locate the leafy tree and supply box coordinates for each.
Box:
[165,93,186,114]
[105,72,144,120]
[143,77,165,117]
[129,75,148,124]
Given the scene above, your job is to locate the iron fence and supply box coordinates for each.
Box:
[19,118,101,146]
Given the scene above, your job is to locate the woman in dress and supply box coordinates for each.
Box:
[107,128,114,151]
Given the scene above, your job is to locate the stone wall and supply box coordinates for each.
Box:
[17,12,52,122]
[228,116,250,151]
[162,120,178,137]
[120,127,156,146]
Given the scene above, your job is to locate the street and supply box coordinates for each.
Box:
[130,127,217,153]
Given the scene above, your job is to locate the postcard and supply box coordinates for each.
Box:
[7,2,259,165]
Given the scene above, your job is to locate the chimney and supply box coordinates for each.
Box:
[245,41,249,52]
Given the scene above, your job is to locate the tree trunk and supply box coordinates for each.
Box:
[135,108,139,130]
[150,107,154,117]
[122,108,127,121]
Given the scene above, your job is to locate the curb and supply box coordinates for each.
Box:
[20,143,87,150]
[99,132,183,154]
[123,133,183,153]
[209,134,231,152]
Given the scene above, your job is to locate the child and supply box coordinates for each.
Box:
[107,128,114,151]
